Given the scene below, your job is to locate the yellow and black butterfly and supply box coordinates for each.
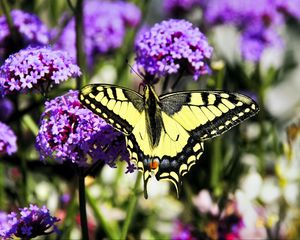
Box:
[80,84,259,198]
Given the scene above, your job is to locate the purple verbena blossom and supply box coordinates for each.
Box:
[0,122,17,156]
[241,22,283,62]
[200,0,297,61]
[276,0,300,20]
[0,10,49,62]
[135,19,213,81]
[201,0,282,27]
[55,1,141,67]
[35,90,133,171]
[0,204,59,239]
[0,47,81,96]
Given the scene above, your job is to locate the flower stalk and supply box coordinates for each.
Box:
[78,169,89,240]
[74,0,86,89]
[120,172,142,239]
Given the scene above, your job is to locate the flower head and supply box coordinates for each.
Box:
[0,122,17,156]
[135,19,213,81]
[55,1,141,67]
[0,47,81,96]
[199,0,293,61]
[0,10,49,62]
[35,90,132,170]
[0,204,59,239]
[276,0,300,20]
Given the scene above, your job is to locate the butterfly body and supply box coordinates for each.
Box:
[80,84,259,198]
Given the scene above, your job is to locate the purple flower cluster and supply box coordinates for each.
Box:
[200,0,300,61]
[0,204,59,239]
[135,19,213,81]
[0,122,17,156]
[0,47,81,96]
[276,0,300,20]
[0,10,49,61]
[163,0,201,14]
[55,1,141,66]
[35,90,132,170]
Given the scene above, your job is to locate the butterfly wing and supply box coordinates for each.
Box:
[159,91,259,140]
[80,84,144,135]
[150,91,259,194]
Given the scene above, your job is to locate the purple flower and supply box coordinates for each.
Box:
[55,1,141,67]
[199,0,294,61]
[0,10,49,62]
[0,122,17,156]
[0,204,59,239]
[171,220,197,240]
[35,90,132,170]
[0,47,81,96]
[241,23,283,62]
[276,0,300,20]
[119,2,142,27]
[135,19,213,80]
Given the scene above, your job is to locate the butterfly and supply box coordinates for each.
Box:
[80,84,259,198]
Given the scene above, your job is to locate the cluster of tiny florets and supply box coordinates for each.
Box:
[0,122,17,156]
[135,19,213,80]
[0,47,81,96]
[0,204,59,239]
[35,90,133,170]
[0,9,49,61]
[55,1,141,66]
[200,0,299,61]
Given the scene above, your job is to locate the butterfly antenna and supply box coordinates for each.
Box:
[126,58,144,81]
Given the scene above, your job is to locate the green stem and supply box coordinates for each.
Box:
[171,70,184,91]
[74,0,86,89]
[120,172,142,239]
[0,0,14,33]
[255,62,266,174]
[20,154,28,205]
[22,114,39,136]
[78,172,89,240]
[12,95,28,206]
[210,137,222,196]
[86,189,120,239]
[209,65,225,196]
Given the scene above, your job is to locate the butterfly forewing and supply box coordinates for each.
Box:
[80,84,144,135]
[159,91,259,140]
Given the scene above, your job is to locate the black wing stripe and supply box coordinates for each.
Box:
[193,103,258,140]
[80,84,144,135]
[159,91,259,140]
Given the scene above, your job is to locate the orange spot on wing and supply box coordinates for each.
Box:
[149,159,159,170]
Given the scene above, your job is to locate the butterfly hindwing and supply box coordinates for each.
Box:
[80,84,144,135]
[159,91,259,140]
